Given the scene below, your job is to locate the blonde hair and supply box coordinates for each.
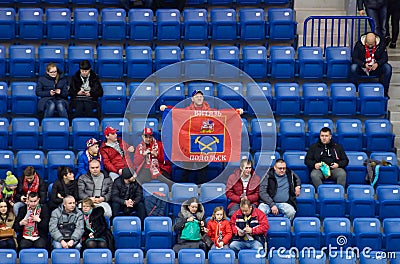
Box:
[211,206,227,220]
[46,62,59,84]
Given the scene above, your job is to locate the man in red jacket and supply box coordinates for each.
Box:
[100,126,135,181]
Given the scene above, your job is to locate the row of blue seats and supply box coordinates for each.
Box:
[0,8,296,42]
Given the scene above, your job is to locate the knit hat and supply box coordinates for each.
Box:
[122,168,136,179]
[86,138,99,148]
[4,171,18,187]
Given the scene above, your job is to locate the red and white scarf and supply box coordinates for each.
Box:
[22,205,41,238]
[22,173,39,195]
[365,43,376,65]
[137,138,162,179]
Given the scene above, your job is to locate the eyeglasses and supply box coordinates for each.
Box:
[276,167,287,170]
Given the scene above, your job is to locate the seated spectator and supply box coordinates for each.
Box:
[133,128,172,186]
[49,196,84,250]
[83,207,114,251]
[206,206,232,249]
[305,127,349,189]
[48,166,79,212]
[100,126,135,181]
[258,159,301,220]
[226,158,260,217]
[14,166,47,216]
[0,198,17,250]
[111,168,146,222]
[69,60,103,119]
[77,138,103,178]
[36,62,69,118]
[78,160,113,218]
[0,171,18,208]
[173,197,208,254]
[13,192,49,250]
[351,32,392,97]
[229,199,269,255]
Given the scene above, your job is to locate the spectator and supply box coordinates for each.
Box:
[84,207,114,251]
[0,171,18,208]
[36,62,69,118]
[111,167,146,222]
[229,199,269,255]
[350,32,392,97]
[173,197,208,254]
[133,128,172,186]
[78,160,113,218]
[100,126,135,181]
[69,60,103,119]
[77,138,103,177]
[81,198,94,245]
[49,196,84,250]
[0,198,17,250]
[385,0,400,48]
[226,158,260,217]
[305,127,349,189]
[14,166,47,216]
[206,206,232,249]
[13,192,49,250]
[258,159,301,220]
[48,166,79,212]
[358,0,388,40]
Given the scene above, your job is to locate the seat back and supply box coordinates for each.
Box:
[115,249,144,264]
[82,249,112,264]
[19,248,48,264]
[51,249,80,264]
[45,8,71,40]
[47,151,75,184]
[128,9,153,41]
[112,216,142,249]
[101,8,126,41]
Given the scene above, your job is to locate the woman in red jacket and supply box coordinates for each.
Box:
[206,206,232,249]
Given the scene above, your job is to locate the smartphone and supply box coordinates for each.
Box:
[95,196,100,198]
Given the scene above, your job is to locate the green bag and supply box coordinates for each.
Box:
[180,220,201,241]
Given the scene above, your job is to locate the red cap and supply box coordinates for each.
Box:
[104,126,118,136]
[143,127,153,136]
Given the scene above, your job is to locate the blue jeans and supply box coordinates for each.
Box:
[366,7,387,38]
[350,63,392,96]
[44,99,68,118]
[52,240,82,250]
[258,202,296,220]
[229,240,264,255]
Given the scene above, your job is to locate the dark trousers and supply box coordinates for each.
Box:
[386,0,400,42]
[71,99,99,119]
[19,237,47,250]
[0,238,16,250]
[366,6,387,38]
[181,162,207,185]
[111,201,146,223]
[350,63,392,96]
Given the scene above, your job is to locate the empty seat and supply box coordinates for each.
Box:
[38,45,65,76]
[279,118,306,151]
[178,248,206,264]
[364,119,394,152]
[335,119,363,151]
[11,118,39,150]
[128,9,154,41]
[115,249,144,264]
[187,82,214,100]
[317,184,345,218]
[183,46,211,79]
[16,150,45,180]
[71,0,96,4]
[0,249,17,264]
[302,83,329,116]
[0,8,16,40]
[292,217,321,250]
[216,82,244,109]
[298,46,324,79]
[296,184,316,217]
[359,251,387,264]
[71,118,100,151]
[330,83,357,116]
[125,46,153,79]
[18,8,43,40]
[213,46,240,79]
[238,249,265,264]
[112,216,142,249]
[329,251,356,264]
[376,185,400,219]
[9,45,36,78]
[307,118,334,145]
[200,183,227,216]
[183,9,208,41]
[298,250,326,264]
[51,249,80,264]
[73,8,98,40]
[158,82,185,109]
[144,217,173,250]
[208,249,235,264]
[210,9,237,41]
[46,8,71,40]
[156,9,181,41]
[0,117,9,150]
[325,47,351,79]
[383,218,400,251]
[82,249,112,264]
[96,46,124,79]
[208,0,233,5]
[128,82,157,115]
[358,83,388,116]
[131,117,159,146]
[353,218,382,250]
[19,248,48,264]
[242,46,267,79]
[101,8,126,41]
[274,82,300,115]
[347,185,375,219]
[269,250,296,264]
[269,46,295,79]
[267,8,297,41]
[283,151,309,184]
[154,46,181,78]
[100,82,126,115]
[250,118,276,152]
[11,82,37,115]
[147,249,175,264]
[253,151,279,176]
[67,46,94,76]
[246,83,273,116]
[0,46,6,79]
[171,183,198,215]
[345,151,368,185]
[369,152,398,185]
[41,118,69,151]
[0,151,14,179]
[239,9,265,41]
[323,218,351,248]
[47,151,75,184]
[267,217,291,249]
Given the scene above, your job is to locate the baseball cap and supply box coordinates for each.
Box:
[143,127,153,136]
[86,138,99,148]
[104,126,118,136]
[191,90,204,97]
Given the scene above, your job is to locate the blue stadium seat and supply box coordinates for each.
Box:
[299,250,326,264]
[239,9,265,41]
[246,83,273,116]
[171,183,198,215]
[115,249,144,264]
[9,45,36,78]
[335,119,363,151]
[242,46,267,79]
[216,82,244,110]
[296,184,316,217]
[307,118,334,145]
[329,251,356,264]
[325,47,351,79]
[208,249,236,264]
[0,249,17,264]
[347,185,375,220]
[101,117,129,140]
[187,82,214,99]
[19,248,48,264]
[51,249,80,264]
[183,46,211,79]
[250,118,276,152]
[131,117,159,146]
[0,151,13,179]
[156,9,181,41]
[317,184,345,218]
[187,0,206,4]
[267,8,297,41]
[183,9,208,41]
[283,151,309,183]
[38,45,65,76]
[0,8,16,40]
[18,8,43,40]
[278,118,306,151]
[238,249,265,264]
[71,118,100,151]
[147,249,175,264]
[383,218,400,251]
[71,0,96,4]
[98,0,119,4]
[101,8,126,41]
[267,217,291,249]
[237,0,261,4]
[200,182,227,216]
[292,217,321,250]
[0,117,8,150]
[213,46,240,79]
[178,248,206,264]
[112,216,142,249]
[269,250,296,264]
[158,82,185,109]
[364,119,394,152]
[125,46,153,79]
[16,150,45,179]
[253,151,279,176]
[128,82,157,115]
[370,152,398,185]
[11,82,37,115]
[302,83,329,116]
[322,218,351,248]
[330,83,357,116]
[96,46,123,79]
[345,151,368,185]
[73,8,98,40]
[144,217,173,250]
[100,82,126,115]
[154,46,182,78]
[297,46,324,79]
[128,9,154,41]
[208,0,233,5]
[142,182,169,215]
[241,118,251,153]
[274,82,300,116]
[352,218,382,251]
[0,46,6,79]
[210,9,237,41]
[269,46,295,79]
[12,118,39,150]
[359,251,387,264]
[45,8,71,40]
[67,46,94,76]
[358,83,388,116]
[82,249,112,264]
[41,118,69,151]
[47,151,75,184]
[376,185,400,219]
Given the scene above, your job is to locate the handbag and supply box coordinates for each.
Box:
[58,222,76,240]
[180,220,201,241]
[201,233,214,249]
[0,228,15,239]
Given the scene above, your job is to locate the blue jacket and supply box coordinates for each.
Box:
[36,70,69,112]
[77,150,104,177]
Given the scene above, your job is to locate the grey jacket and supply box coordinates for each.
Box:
[49,204,84,243]
[77,171,113,202]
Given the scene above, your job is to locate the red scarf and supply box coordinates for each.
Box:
[137,138,162,179]
[22,173,39,195]
[364,43,376,65]
[22,205,41,238]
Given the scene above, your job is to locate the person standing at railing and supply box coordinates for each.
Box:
[385,0,400,48]
[357,0,389,44]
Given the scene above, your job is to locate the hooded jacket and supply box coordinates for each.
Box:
[305,139,349,170]
[352,32,389,68]
[49,204,84,243]
[226,169,260,209]
[36,70,69,113]
[100,139,133,174]
[174,199,206,244]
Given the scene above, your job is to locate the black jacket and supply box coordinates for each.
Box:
[357,0,387,10]
[15,175,47,204]
[13,204,50,242]
[36,70,69,113]
[352,32,389,68]
[111,177,143,205]
[48,179,79,212]
[69,69,103,101]
[83,207,115,252]
[259,168,301,211]
[305,139,349,170]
